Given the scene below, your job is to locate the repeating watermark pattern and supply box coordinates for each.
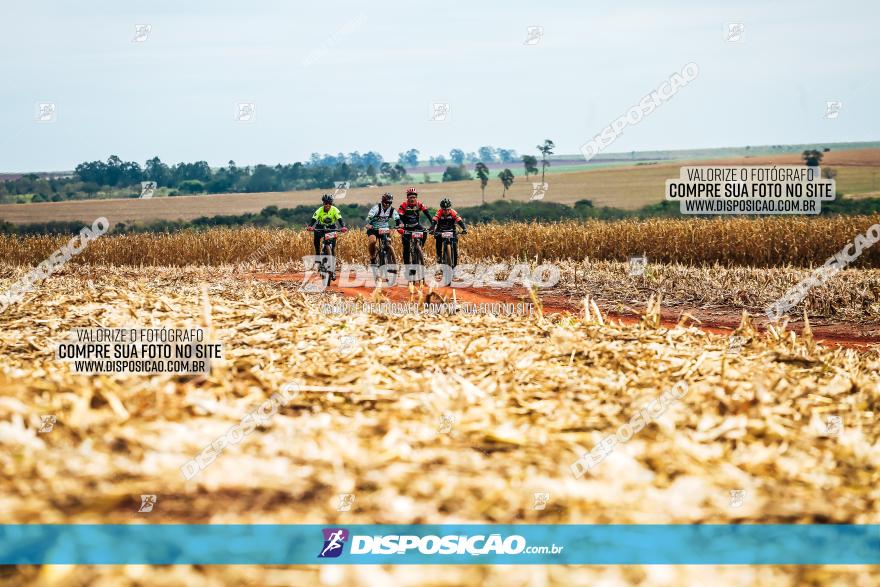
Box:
[580,62,699,161]
[322,300,535,317]
[628,255,647,277]
[333,181,350,200]
[180,382,301,480]
[825,415,842,437]
[302,260,561,293]
[133,24,152,43]
[35,102,57,123]
[140,181,157,199]
[725,23,744,42]
[524,26,544,46]
[235,102,256,123]
[439,413,456,435]
[337,494,356,512]
[38,415,57,433]
[824,100,842,120]
[727,335,745,355]
[302,13,366,67]
[138,495,157,513]
[530,182,548,201]
[729,489,746,508]
[0,217,109,315]
[532,492,550,510]
[766,223,880,320]
[430,102,450,122]
[570,381,689,478]
[336,335,359,356]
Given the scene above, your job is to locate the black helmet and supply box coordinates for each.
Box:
[440,198,452,209]
[381,192,393,204]
[321,194,334,204]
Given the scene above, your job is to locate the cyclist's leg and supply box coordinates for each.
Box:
[402,234,411,265]
[367,232,377,262]
[313,232,322,256]
[451,238,458,268]
[435,237,442,261]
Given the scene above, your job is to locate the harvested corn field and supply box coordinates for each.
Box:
[1,267,879,584]
[3,216,880,267]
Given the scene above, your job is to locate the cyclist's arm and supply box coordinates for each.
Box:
[420,204,433,224]
[365,205,377,227]
[393,208,402,227]
[333,207,346,229]
[308,208,321,227]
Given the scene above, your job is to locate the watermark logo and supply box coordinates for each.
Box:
[336,493,356,512]
[571,382,689,478]
[333,181,350,200]
[180,383,301,480]
[580,62,699,161]
[302,14,366,67]
[628,255,647,277]
[729,489,746,508]
[235,102,256,123]
[530,182,548,201]
[430,102,450,122]
[319,528,349,558]
[824,100,842,120]
[766,223,880,320]
[140,181,156,199]
[0,217,109,316]
[38,415,57,433]
[336,335,358,356]
[727,335,745,355]
[439,413,456,434]
[133,24,152,43]
[725,23,744,42]
[524,26,544,46]
[532,492,550,510]
[826,415,842,437]
[138,494,157,513]
[35,102,57,123]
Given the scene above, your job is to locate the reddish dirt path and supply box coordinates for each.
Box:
[248,272,880,349]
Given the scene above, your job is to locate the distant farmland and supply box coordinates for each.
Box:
[1,149,878,226]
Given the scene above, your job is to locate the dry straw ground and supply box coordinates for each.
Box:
[2,216,880,268]
[1,267,879,585]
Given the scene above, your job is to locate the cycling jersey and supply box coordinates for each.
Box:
[310,205,344,228]
[366,203,400,228]
[398,200,433,227]
[432,208,466,233]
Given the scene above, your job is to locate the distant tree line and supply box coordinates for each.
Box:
[6,195,879,236]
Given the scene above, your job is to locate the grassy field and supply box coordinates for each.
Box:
[1,149,879,226]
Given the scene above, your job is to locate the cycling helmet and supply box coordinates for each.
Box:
[406,187,417,197]
[321,194,334,204]
[381,192,393,204]
[440,198,452,209]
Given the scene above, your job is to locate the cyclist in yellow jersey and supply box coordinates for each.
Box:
[306,194,347,255]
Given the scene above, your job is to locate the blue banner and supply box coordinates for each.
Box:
[1,524,878,565]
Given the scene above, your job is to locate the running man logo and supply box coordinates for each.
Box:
[318,528,350,558]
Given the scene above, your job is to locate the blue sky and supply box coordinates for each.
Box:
[1,0,877,171]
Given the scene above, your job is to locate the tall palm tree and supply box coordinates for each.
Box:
[475,162,489,204]
[537,139,555,185]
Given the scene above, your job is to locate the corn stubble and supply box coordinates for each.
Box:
[1,266,879,585]
[2,216,879,267]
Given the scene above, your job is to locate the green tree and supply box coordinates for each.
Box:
[497,168,514,198]
[802,149,823,167]
[475,162,489,204]
[442,165,472,182]
[449,149,465,165]
[537,139,555,184]
[522,155,538,181]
